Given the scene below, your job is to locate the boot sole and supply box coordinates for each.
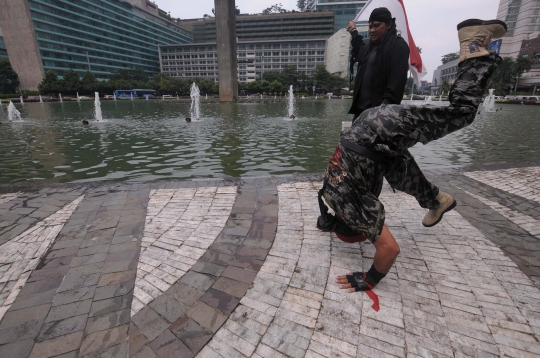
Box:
[423,199,457,228]
[457,19,507,31]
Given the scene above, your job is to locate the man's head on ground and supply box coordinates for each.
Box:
[368,7,393,42]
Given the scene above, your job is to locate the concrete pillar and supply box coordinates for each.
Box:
[214,0,238,102]
[0,0,44,91]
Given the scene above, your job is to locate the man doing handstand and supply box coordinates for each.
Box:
[316,19,507,296]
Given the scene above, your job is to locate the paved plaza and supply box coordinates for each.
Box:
[1,161,540,357]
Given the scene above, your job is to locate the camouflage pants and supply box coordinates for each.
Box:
[323,54,501,241]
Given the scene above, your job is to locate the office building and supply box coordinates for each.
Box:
[518,36,540,90]
[0,28,7,60]
[430,59,459,95]
[324,29,350,78]
[306,0,368,32]
[0,0,192,90]
[160,38,327,83]
[179,11,335,43]
[497,0,540,90]
[497,0,540,58]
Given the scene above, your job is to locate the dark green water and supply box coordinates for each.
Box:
[0,100,539,184]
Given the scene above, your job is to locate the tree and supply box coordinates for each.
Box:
[262,3,288,14]
[405,77,418,94]
[63,69,80,94]
[81,71,98,94]
[488,56,514,95]
[512,55,533,93]
[236,6,240,15]
[440,79,450,95]
[0,59,19,94]
[297,0,308,11]
[314,65,347,92]
[110,68,150,83]
[38,70,63,94]
[441,52,459,64]
[279,65,300,88]
[259,71,281,83]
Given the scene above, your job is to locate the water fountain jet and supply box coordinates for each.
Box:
[39,95,43,103]
[77,92,80,102]
[287,85,296,119]
[481,89,497,113]
[7,102,22,121]
[94,92,104,122]
[59,93,63,102]
[190,83,201,120]
[20,96,24,104]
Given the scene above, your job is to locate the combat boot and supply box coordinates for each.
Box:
[422,191,456,227]
[457,19,507,63]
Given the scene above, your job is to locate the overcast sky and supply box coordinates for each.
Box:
[154,0,500,81]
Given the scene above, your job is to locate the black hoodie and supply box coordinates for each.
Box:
[349,22,410,115]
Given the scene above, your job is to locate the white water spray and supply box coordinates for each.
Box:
[59,93,63,102]
[287,85,295,118]
[130,93,134,101]
[7,102,22,122]
[39,95,43,103]
[94,92,103,122]
[77,92,80,102]
[190,83,201,120]
[20,96,24,104]
[481,89,496,113]
[113,94,117,101]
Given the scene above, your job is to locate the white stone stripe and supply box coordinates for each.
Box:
[462,189,540,238]
[132,187,236,316]
[465,166,540,203]
[0,195,84,323]
[0,192,23,205]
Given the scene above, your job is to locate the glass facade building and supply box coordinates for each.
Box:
[160,38,327,83]
[28,0,192,80]
[0,0,192,85]
[0,34,7,60]
[306,0,368,32]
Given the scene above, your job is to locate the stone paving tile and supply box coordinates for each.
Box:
[0,196,84,322]
[1,170,540,357]
[132,187,236,316]
[198,180,540,358]
[0,192,23,205]
[465,166,540,204]
[129,181,281,357]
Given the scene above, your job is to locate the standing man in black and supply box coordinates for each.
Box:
[347,7,409,123]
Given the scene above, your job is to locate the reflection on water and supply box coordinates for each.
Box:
[0,100,539,184]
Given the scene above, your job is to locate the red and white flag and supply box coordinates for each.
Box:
[354,0,427,85]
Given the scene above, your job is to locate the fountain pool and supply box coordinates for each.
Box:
[0,100,539,184]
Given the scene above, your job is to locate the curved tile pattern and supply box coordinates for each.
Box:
[132,187,237,316]
[463,189,540,239]
[465,166,540,203]
[0,192,23,205]
[0,195,84,322]
[198,182,540,358]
